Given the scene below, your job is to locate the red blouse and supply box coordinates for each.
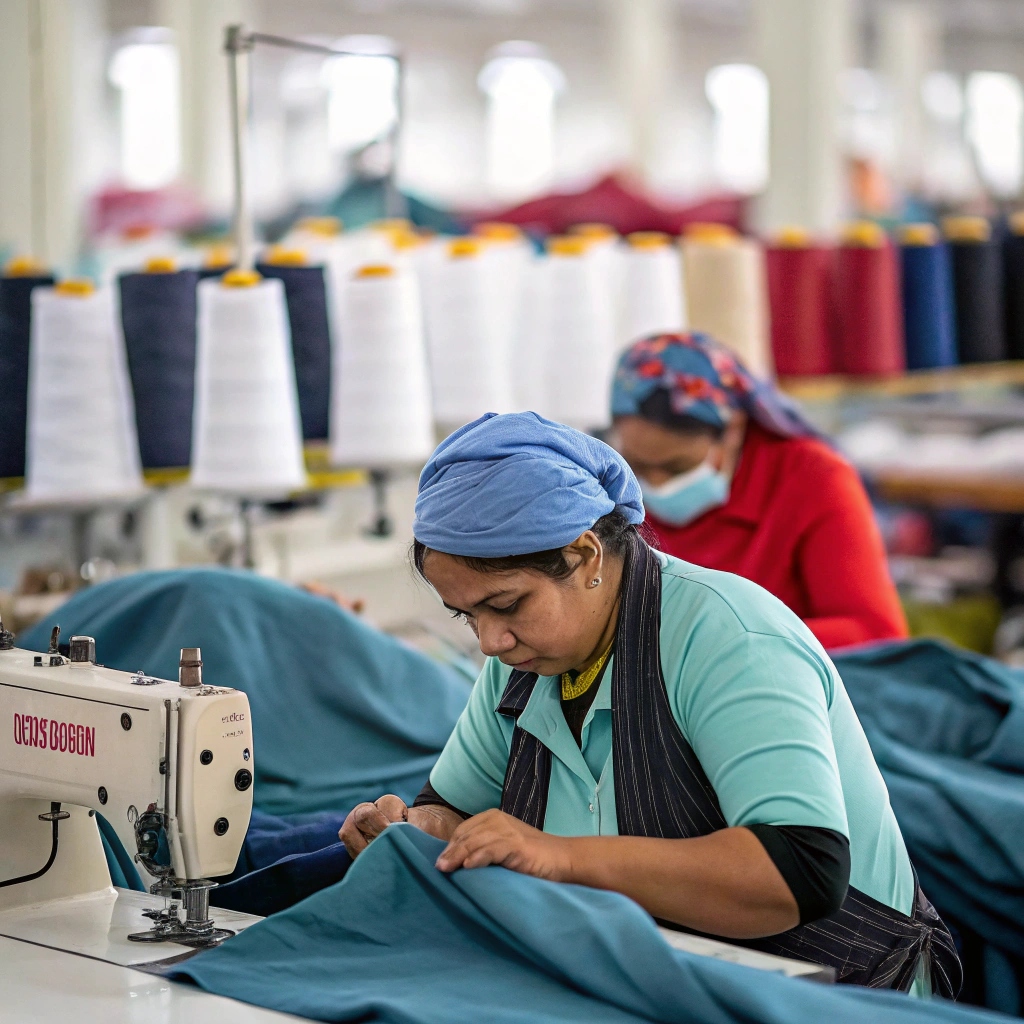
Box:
[647,422,908,650]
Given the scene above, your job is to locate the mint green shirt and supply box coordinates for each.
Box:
[430,551,916,918]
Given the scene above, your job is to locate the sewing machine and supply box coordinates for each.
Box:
[0,620,252,930]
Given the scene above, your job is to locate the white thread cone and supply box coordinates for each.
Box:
[190,277,307,494]
[24,286,144,502]
[511,256,547,414]
[330,267,434,466]
[682,233,773,377]
[423,243,514,426]
[536,245,616,430]
[620,241,687,351]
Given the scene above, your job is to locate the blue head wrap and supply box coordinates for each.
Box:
[414,412,644,557]
[611,332,818,439]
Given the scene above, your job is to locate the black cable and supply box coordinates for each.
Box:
[0,803,62,888]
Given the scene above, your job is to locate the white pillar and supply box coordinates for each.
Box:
[752,0,857,235]
[877,2,940,194]
[0,0,106,270]
[157,0,251,218]
[604,0,674,182]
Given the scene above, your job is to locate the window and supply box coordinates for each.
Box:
[108,32,181,190]
[705,63,769,194]
[479,42,565,200]
[322,36,399,153]
[966,72,1024,198]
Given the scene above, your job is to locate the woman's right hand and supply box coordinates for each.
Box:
[339,795,465,858]
[340,795,409,857]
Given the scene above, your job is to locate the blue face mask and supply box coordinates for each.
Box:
[640,462,730,527]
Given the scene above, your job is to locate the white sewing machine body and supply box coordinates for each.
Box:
[0,641,254,914]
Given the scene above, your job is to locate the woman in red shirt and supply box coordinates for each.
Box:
[610,333,907,650]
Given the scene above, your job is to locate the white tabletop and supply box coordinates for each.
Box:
[0,936,307,1023]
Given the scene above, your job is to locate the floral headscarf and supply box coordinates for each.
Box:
[611,332,818,439]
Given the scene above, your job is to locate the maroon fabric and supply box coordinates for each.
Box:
[767,245,836,377]
[833,242,905,377]
[467,173,746,237]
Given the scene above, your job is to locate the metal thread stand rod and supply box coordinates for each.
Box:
[223,24,406,273]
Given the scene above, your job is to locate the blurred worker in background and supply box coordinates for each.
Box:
[610,333,908,650]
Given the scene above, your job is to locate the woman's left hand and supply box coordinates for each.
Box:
[435,809,571,881]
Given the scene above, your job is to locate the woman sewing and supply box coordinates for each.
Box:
[340,412,959,996]
[610,333,907,650]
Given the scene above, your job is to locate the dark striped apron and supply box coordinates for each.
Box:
[497,529,962,996]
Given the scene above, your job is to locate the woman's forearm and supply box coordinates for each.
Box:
[560,826,799,939]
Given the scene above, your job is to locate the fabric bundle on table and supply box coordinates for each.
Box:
[833,639,1024,1016]
[166,824,1007,1024]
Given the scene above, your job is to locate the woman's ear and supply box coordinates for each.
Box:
[563,531,603,576]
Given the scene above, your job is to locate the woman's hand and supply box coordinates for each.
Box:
[435,809,571,880]
[339,794,408,857]
[339,796,464,858]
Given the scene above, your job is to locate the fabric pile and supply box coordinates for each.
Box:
[167,824,1008,1024]
[834,640,1024,1015]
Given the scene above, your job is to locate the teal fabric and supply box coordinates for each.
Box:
[168,823,1004,1024]
[19,569,472,815]
[833,640,1024,1015]
[97,813,144,891]
[431,552,915,916]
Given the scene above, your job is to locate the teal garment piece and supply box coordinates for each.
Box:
[19,569,472,815]
[97,813,144,891]
[167,824,1005,1024]
[431,552,915,916]
[833,639,1024,1015]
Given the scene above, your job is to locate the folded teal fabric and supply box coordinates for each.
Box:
[19,569,472,814]
[834,639,1024,1014]
[168,824,1005,1024]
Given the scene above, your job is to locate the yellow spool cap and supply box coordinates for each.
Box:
[473,222,522,242]
[355,264,396,278]
[448,237,483,259]
[221,269,262,288]
[203,244,234,269]
[841,221,886,248]
[684,222,739,245]
[773,226,812,248]
[371,218,412,236]
[568,223,618,241]
[265,246,308,266]
[942,215,991,243]
[627,231,671,250]
[296,216,342,237]
[4,256,46,276]
[391,230,425,251]
[144,256,178,273]
[899,223,939,247]
[1010,211,1024,237]
[54,279,96,297]
[547,236,589,257]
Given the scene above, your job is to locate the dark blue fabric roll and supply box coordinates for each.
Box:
[0,273,54,478]
[900,242,957,370]
[256,262,333,441]
[1002,232,1024,361]
[949,238,1006,363]
[118,269,198,469]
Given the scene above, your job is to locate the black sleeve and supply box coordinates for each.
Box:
[746,824,850,925]
[412,779,472,820]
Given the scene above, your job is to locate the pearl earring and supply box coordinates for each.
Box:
[589,577,602,588]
